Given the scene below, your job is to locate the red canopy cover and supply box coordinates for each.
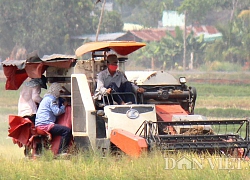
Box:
[2,54,77,90]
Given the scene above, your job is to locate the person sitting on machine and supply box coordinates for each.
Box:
[18,75,47,124]
[95,54,144,105]
[35,83,71,155]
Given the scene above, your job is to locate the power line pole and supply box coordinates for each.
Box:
[96,0,106,41]
[183,11,187,70]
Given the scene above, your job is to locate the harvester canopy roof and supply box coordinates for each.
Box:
[75,41,146,56]
[2,54,77,90]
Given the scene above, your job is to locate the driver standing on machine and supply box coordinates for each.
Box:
[96,54,144,105]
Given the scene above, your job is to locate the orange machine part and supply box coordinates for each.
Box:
[156,104,188,135]
[8,106,72,155]
[75,41,146,56]
[156,104,188,122]
[110,129,147,157]
[8,115,32,145]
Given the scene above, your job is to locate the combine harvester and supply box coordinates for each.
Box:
[3,41,250,158]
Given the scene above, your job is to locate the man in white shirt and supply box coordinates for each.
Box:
[96,54,144,105]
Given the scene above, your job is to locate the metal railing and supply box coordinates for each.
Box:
[136,119,250,157]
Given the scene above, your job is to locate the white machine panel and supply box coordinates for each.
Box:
[104,104,157,138]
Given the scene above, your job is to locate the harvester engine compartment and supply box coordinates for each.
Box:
[126,71,197,114]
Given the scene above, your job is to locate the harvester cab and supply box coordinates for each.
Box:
[3,41,250,159]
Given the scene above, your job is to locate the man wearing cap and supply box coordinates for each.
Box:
[18,75,47,123]
[96,54,144,105]
[35,82,71,154]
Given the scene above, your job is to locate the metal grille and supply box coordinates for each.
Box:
[136,119,250,157]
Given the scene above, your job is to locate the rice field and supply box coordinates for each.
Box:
[1,72,250,179]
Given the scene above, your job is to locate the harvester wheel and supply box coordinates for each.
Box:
[110,143,124,158]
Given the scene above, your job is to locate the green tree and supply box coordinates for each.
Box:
[237,10,250,64]
[159,27,184,70]
[130,26,206,70]
[159,27,206,70]
[0,0,95,58]
[177,0,215,24]
[130,41,160,70]
[0,0,124,59]
[176,0,214,69]
[205,8,250,67]
[93,10,124,34]
[186,32,206,69]
[114,0,174,27]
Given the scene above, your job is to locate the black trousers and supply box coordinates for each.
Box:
[23,114,36,124]
[106,81,135,104]
[49,124,72,154]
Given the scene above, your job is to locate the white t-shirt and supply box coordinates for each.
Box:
[18,84,42,116]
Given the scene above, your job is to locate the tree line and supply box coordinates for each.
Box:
[0,0,249,71]
[123,0,250,70]
[0,0,123,60]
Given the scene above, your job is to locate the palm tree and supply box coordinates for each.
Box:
[186,32,206,69]
[238,10,250,65]
[159,27,184,70]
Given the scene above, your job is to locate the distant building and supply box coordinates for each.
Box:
[162,11,185,27]
[72,28,175,42]
[185,25,222,42]
[71,32,125,42]
[160,10,222,42]
[123,23,144,31]
[72,26,221,43]
[117,28,176,42]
